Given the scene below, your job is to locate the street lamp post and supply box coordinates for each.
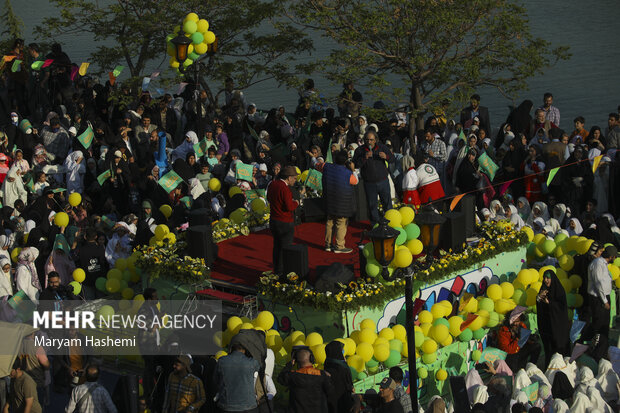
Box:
[367,206,446,411]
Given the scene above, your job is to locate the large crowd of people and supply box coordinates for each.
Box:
[1,36,620,413]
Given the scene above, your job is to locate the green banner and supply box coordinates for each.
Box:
[479,346,506,364]
[235,162,254,182]
[546,167,560,187]
[305,169,323,191]
[19,119,32,133]
[77,126,94,149]
[158,170,183,193]
[97,169,112,186]
[247,122,260,141]
[51,188,66,193]
[458,130,466,142]
[11,59,22,73]
[522,382,539,403]
[30,60,44,71]
[53,234,71,254]
[193,139,209,158]
[478,152,499,181]
[180,196,193,209]
[112,65,124,77]
[245,189,266,202]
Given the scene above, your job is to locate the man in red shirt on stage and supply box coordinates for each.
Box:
[267,165,304,275]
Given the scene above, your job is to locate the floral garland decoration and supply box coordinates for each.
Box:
[258,223,529,312]
[211,210,270,243]
[134,238,211,285]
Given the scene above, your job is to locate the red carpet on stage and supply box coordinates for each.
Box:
[211,221,370,286]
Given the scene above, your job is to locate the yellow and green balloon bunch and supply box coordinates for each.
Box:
[363,206,422,280]
[95,252,142,299]
[523,228,594,264]
[167,13,216,70]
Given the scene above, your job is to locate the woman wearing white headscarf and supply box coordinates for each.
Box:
[527,201,550,226]
[526,362,552,387]
[511,390,529,409]
[553,398,570,413]
[64,150,86,194]
[546,353,574,386]
[465,368,484,402]
[0,235,12,263]
[504,205,525,230]
[489,200,504,221]
[596,359,619,403]
[517,197,531,221]
[171,131,199,162]
[1,167,27,209]
[513,369,532,398]
[586,386,613,413]
[566,218,583,236]
[0,257,13,297]
[533,217,546,234]
[569,392,590,413]
[472,385,489,405]
[15,247,41,304]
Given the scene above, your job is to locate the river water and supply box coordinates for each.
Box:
[13,0,620,131]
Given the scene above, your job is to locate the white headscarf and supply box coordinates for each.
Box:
[596,359,619,402]
[566,218,584,236]
[64,150,85,194]
[546,353,573,386]
[0,256,12,297]
[586,385,614,413]
[553,203,567,225]
[472,385,489,405]
[1,167,27,209]
[517,197,531,220]
[527,201,550,225]
[563,356,578,386]
[171,131,199,162]
[513,369,532,398]
[569,391,591,413]
[526,362,551,387]
[553,398,570,413]
[465,368,484,402]
[489,200,504,221]
[507,205,525,230]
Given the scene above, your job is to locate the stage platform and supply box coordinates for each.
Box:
[210,221,370,287]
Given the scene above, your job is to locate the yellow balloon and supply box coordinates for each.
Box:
[418,310,433,324]
[399,206,415,226]
[374,343,390,362]
[196,19,209,33]
[430,304,444,320]
[72,268,86,283]
[609,264,620,281]
[431,324,449,343]
[486,284,502,301]
[356,342,374,362]
[159,205,172,219]
[462,296,478,313]
[305,332,323,347]
[347,355,365,373]
[68,192,82,207]
[421,338,438,354]
[360,318,376,331]
[420,323,432,337]
[194,42,208,55]
[185,12,199,22]
[406,239,424,255]
[378,328,395,341]
[448,316,463,337]
[392,325,407,342]
[384,209,402,227]
[54,212,69,228]
[204,31,216,44]
[169,57,180,68]
[359,328,377,344]
[500,282,514,299]
[523,226,534,242]
[436,369,448,381]
[312,344,327,364]
[229,186,242,198]
[208,178,221,192]
[255,311,275,330]
[227,316,242,332]
[343,338,356,356]
[266,333,283,352]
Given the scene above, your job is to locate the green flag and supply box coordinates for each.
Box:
[325,138,333,163]
[180,196,193,209]
[30,60,44,71]
[458,130,466,142]
[477,152,499,181]
[246,122,260,141]
[304,169,323,191]
[193,139,208,158]
[112,65,124,77]
[479,346,507,364]
[77,126,94,149]
[158,170,183,193]
[53,234,71,254]
[19,119,32,133]
[51,188,66,193]
[522,382,539,403]
[245,190,261,202]
[11,59,22,73]
[235,162,254,182]
[546,167,560,187]
[97,169,112,186]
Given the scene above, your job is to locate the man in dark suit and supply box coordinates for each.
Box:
[460,94,491,134]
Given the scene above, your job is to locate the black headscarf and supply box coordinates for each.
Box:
[551,371,574,400]
[536,270,570,363]
[505,100,533,136]
[323,341,354,413]
[583,216,617,247]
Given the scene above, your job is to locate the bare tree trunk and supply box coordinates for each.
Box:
[408,83,424,155]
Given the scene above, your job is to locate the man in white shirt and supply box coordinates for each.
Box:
[587,245,618,359]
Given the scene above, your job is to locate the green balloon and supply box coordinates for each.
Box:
[96,277,107,292]
[366,357,379,368]
[191,32,204,45]
[478,297,495,312]
[414,331,424,347]
[348,365,358,381]
[472,328,487,340]
[433,318,450,328]
[389,339,403,353]
[122,270,132,282]
[188,52,200,61]
[357,372,367,380]
[542,239,556,255]
[512,289,526,306]
[183,20,197,34]
[68,281,81,295]
[395,227,407,245]
[404,223,421,240]
[459,328,473,342]
[119,280,129,291]
[363,242,374,259]
[421,353,436,365]
[365,260,380,277]
[384,350,401,368]
[418,367,428,379]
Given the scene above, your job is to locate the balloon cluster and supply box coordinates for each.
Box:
[363,206,421,278]
[167,13,216,70]
[149,224,176,247]
[95,251,142,300]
